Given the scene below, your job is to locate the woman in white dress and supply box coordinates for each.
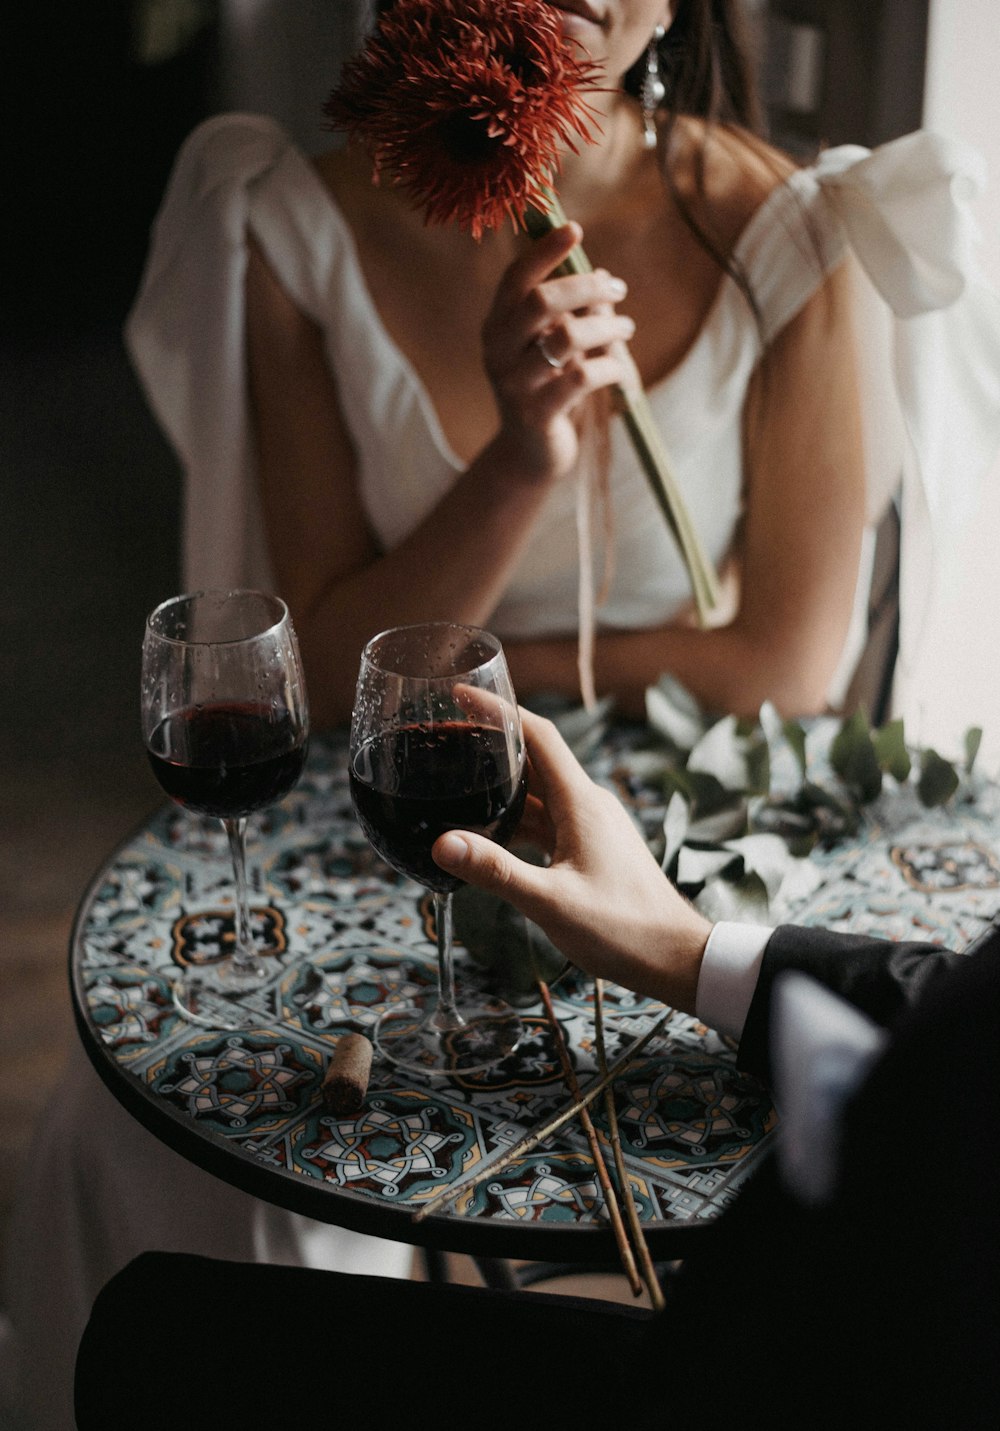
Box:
[5,5,998,1429]
[132,0,878,731]
[123,3,998,730]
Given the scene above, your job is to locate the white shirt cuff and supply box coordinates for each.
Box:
[695,921,773,1043]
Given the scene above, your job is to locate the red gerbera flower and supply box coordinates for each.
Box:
[324,0,601,238]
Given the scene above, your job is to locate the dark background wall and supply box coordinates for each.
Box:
[1,12,218,1216]
[2,7,216,882]
[760,0,930,154]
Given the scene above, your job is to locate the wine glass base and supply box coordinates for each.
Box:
[375,999,523,1076]
[172,961,268,1032]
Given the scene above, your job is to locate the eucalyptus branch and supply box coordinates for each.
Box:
[413,1009,673,1222]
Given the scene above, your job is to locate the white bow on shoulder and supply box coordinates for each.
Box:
[812,132,1000,667]
[815,131,988,318]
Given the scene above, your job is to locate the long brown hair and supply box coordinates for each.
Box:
[627,1,779,328]
[624,0,764,132]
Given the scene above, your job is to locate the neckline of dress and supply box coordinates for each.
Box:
[287,138,808,473]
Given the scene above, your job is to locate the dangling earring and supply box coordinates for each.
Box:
[641,25,666,149]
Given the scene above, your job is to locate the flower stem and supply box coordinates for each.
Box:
[525,190,720,626]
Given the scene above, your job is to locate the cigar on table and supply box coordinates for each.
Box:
[321,1032,374,1115]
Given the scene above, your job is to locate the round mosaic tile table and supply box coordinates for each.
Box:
[71,728,1000,1262]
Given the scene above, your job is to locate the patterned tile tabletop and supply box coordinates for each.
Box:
[71,728,1000,1261]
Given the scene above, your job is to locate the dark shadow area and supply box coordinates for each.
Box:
[1,7,218,1231]
[2,6,221,895]
[5,9,217,334]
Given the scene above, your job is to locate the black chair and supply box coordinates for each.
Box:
[840,496,901,727]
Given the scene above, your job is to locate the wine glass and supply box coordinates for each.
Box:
[349,622,527,1075]
[141,590,309,1030]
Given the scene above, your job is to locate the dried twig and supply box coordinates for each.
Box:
[412,1009,671,1222]
[537,979,642,1296]
[594,980,666,1312]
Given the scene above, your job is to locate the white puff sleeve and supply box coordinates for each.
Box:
[813,132,1000,670]
[125,113,290,594]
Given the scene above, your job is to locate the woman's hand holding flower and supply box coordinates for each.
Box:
[482,222,635,484]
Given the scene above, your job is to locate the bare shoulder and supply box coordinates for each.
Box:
[666,117,797,258]
[312,143,430,247]
[309,141,492,292]
[313,143,374,200]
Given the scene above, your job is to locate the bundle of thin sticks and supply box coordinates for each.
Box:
[414,987,670,1310]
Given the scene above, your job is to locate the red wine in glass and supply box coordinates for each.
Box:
[350,721,526,893]
[148,701,307,820]
[141,591,309,1031]
[349,622,526,1076]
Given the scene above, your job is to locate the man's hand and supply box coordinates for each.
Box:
[432,708,711,1014]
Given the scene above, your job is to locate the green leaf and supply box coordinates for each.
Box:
[694,870,770,923]
[917,748,960,807]
[965,726,983,774]
[530,694,614,762]
[873,718,911,782]
[644,675,705,752]
[751,799,819,856]
[660,791,689,875]
[676,845,744,889]
[496,904,567,1001]
[662,767,732,819]
[830,709,883,803]
[687,714,748,791]
[723,833,794,901]
[452,873,565,1005]
[797,781,863,844]
[752,781,861,852]
[798,780,852,814]
[744,729,771,796]
[781,718,808,780]
[685,800,748,844]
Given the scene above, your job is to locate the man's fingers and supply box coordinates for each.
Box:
[514,792,554,853]
[519,708,594,799]
[433,831,548,916]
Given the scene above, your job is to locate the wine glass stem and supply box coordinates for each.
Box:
[431,891,464,1033]
[223,817,256,971]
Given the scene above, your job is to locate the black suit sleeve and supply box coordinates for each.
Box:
[736,923,964,1083]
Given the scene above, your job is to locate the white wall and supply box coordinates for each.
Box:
[925,0,1000,287]
[898,0,1000,766]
